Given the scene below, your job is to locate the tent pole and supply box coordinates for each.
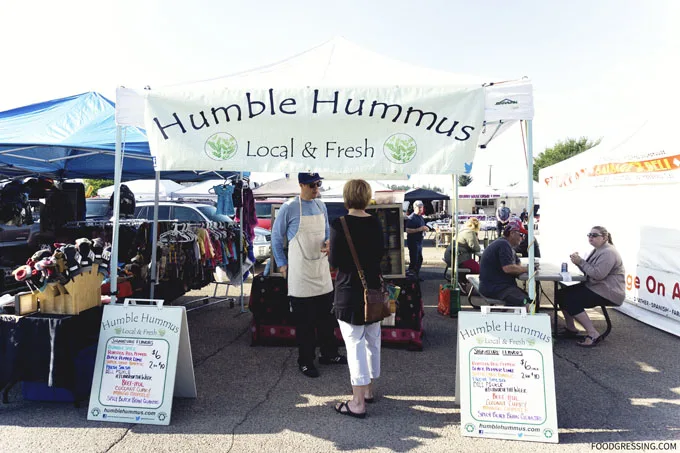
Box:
[239,171,245,313]
[452,174,458,288]
[110,126,124,304]
[527,120,536,306]
[149,170,160,299]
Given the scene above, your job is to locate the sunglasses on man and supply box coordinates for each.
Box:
[587,233,602,238]
[305,181,322,188]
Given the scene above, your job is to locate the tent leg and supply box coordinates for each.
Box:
[527,120,536,303]
[452,174,458,288]
[150,171,160,299]
[239,171,246,313]
[110,126,124,304]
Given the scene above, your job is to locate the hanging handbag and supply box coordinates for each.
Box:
[340,216,390,324]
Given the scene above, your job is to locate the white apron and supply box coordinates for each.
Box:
[287,197,333,298]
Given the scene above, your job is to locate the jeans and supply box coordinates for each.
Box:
[290,292,339,366]
[407,241,423,275]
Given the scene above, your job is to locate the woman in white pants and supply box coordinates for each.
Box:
[329,179,386,418]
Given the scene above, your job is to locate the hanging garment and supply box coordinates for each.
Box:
[235,187,257,241]
[287,197,333,298]
[213,184,235,216]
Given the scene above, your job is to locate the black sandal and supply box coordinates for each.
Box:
[334,401,366,418]
[577,335,603,348]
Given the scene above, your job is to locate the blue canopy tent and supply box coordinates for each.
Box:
[0,92,235,181]
[0,92,239,300]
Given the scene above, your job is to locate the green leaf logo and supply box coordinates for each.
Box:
[204,133,238,161]
[158,328,166,337]
[383,133,417,164]
[114,327,121,334]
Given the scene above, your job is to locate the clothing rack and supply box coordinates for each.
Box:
[149,214,249,313]
[63,218,148,228]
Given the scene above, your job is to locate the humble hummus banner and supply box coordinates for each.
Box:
[144,86,486,175]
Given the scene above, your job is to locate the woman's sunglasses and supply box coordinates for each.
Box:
[587,233,602,238]
[306,181,322,188]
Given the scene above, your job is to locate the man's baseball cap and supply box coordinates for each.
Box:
[298,172,324,184]
[413,200,424,207]
[504,218,528,235]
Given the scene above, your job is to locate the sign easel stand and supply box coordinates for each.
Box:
[87,298,196,425]
[455,305,559,443]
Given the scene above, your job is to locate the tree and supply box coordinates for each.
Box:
[533,137,601,181]
[458,175,473,187]
[84,179,113,197]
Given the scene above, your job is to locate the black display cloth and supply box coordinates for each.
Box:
[0,306,102,393]
[249,274,423,330]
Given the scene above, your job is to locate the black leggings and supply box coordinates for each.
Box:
[558,283,610,316]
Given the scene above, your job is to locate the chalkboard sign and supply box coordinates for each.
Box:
[456,307,558,443]
[87,299,196,425]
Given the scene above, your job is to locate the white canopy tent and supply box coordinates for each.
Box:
[98,178,183,201]
[539,117,680,337]
[170,179,224,200]
[322,180,390,198]
[112,37,535,305]
[251,177,301,199]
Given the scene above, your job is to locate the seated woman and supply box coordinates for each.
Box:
[444,218,482,282]
[559,226,625,347]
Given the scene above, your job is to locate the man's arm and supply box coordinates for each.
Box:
[405,216,427,234]
[502,263,529,275]
[271,203,290,268]
[499,244,528,275]
[316,199,330,255]
[319,200,330,241]
[405,225,428,234]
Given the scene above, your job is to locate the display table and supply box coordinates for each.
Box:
[249,275,424,350]
[0,306,102,403]
[518,260,586,334]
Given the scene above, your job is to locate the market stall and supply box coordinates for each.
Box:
[114,37,535,337]
[0,94,253,402]
[538,117,680,337]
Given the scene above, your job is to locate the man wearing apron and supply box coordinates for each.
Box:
[272,173,346,378]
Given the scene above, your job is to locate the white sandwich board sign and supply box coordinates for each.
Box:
[87,299,196,425]
[456,307,559,443]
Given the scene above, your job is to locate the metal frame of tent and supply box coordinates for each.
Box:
[111,38,538,312]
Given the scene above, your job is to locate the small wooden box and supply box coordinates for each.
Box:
[30,264,104,315]
[15,291,38,315]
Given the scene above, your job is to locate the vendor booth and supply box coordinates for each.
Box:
[114,37,535,346]
[0,94,248,403]
[538,117,680,337]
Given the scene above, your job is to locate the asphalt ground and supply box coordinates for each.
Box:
[1,240,679,452]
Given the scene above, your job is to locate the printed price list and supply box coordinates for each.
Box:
[469,347,546,424]
[99,337,169,409]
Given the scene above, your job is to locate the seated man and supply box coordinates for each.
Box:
[479,219,531,306]
[515,232,541,258]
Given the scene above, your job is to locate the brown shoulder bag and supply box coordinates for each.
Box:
[340,216,390,324]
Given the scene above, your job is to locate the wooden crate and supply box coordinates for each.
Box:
[15,291,38,315]
[27,264,104,315]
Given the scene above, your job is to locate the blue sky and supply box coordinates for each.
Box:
[1,0,677,190]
